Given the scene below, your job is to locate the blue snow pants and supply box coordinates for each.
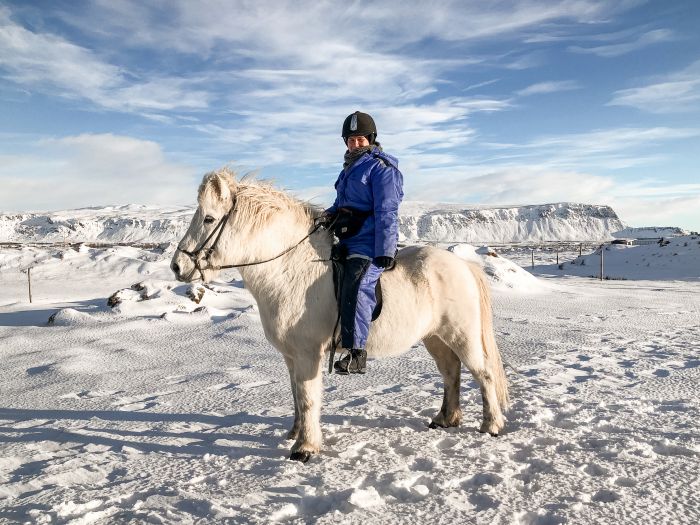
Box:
[339,256,384,350]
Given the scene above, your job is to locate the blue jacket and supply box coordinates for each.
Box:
[327,146,404,258]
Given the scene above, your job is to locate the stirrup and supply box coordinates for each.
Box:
[334,349,367,375]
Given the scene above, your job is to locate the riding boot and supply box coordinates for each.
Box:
[334,349,367,375]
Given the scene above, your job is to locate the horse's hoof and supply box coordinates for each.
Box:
[479,429,499,437]
[428,421,442,429]
[289,451,312,463]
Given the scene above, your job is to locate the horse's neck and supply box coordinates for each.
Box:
[237,219,332,308]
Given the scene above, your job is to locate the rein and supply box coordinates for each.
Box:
[176,206,333,281]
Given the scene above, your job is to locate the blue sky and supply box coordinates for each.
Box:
[1,0,699,230]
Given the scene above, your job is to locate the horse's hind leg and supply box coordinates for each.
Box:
[443,332,505,436]
[424,335,462,428]
[283,355,300,441]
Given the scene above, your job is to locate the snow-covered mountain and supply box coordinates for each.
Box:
[612,226,689,239]
[0,205,193,244]
[1,202,625,244]
[399,202,624,243]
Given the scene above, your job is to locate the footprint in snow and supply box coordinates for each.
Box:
[410,457,439,472]
[583,463,609,477]
[26,363,56,375]
[592,489,621,503]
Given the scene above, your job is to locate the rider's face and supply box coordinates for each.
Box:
[346,135,370,152]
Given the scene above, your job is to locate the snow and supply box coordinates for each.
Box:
[536,235,700,281]
[613,226,689,239]
[399,201,624,243]
[2,201,625,245]
[1,227,699,523]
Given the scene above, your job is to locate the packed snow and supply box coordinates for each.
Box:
[1,232,698,524]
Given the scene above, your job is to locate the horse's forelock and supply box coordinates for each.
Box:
[197,169,237,207]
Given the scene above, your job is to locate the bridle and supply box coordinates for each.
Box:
[175,204,329,282]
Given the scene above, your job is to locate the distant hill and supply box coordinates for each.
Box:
[398,202,624,243]
[1,201,627,244]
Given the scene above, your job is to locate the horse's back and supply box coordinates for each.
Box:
[367,245,483,356]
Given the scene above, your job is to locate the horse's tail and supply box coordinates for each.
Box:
[468,262,510,411]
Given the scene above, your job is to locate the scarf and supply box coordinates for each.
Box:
[343,142,383,170]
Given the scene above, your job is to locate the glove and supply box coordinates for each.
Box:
[373,256,394,268]
[314,213,335,229]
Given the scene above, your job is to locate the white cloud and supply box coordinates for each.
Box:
[611,194,700,230]
[516,80,581,96]
[0,134,199,211]
[0,7,209,113]
[608,60,700,113]
[406,165,700,230]
[63,1,631,55]
[409,165,615,205]
[568,28,673,57]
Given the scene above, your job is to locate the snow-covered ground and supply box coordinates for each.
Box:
[1,242,698,524]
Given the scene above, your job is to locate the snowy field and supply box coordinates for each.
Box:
[1,242,699,524]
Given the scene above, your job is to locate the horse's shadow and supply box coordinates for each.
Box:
[0,407,288,462]
[0,407,443,462]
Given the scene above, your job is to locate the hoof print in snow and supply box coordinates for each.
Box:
[186,284,206,304]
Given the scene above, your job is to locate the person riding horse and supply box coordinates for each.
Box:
[320,111,404,375]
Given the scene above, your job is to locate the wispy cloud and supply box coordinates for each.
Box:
[479,126,700,172]
[0,7,210,113]
[569,28,674,57]
[516,80,581,97]
[608,60,700,113]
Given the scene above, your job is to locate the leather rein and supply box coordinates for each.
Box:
[175,205,330,282]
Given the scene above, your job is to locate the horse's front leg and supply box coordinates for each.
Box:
[283,355,301,441]
[288,350,324,463]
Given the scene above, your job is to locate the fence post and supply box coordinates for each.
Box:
[579,243,582,256]
[599,244,604,281]
[27,267,33,303]
[531,250,534,270]
[556,250,559,265]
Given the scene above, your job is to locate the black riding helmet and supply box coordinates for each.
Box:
[342,111,377,145]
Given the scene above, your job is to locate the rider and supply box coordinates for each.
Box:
[323,111,404,375]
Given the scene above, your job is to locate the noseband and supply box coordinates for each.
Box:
[176,206,235,281]
[176,205,328,282]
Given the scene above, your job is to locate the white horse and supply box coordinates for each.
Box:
[171,169,509,462]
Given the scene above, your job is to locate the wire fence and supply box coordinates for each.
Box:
[1,237,669,304]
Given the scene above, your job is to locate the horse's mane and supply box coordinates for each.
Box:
[199,167,321,232]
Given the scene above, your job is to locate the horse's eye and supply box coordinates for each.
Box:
[204,215,215,224]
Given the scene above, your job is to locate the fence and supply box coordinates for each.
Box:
[2,238,666,303]
[413,238,665,280]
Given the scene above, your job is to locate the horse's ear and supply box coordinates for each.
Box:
[198,170,236,206]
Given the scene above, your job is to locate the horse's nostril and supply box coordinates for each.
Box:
[172,262,180,275]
